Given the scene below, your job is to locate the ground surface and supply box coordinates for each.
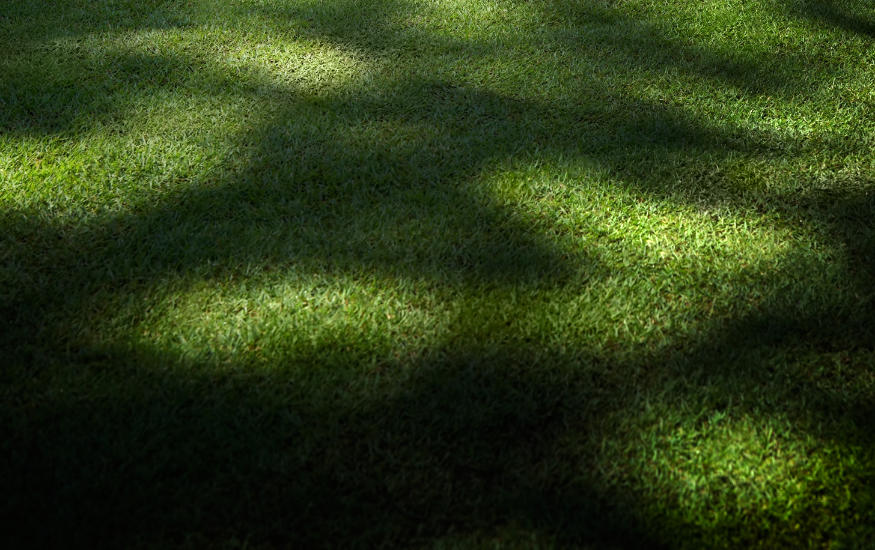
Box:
[2,0,875,548]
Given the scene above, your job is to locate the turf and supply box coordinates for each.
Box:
[2,0,874,547]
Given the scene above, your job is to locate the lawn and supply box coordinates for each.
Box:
[2,0,874,547]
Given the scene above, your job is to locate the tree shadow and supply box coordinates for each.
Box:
[3,0,875,547]
[0,0,188,47]
[2,342,664,548]
[5,297,873,547]
[783,0,875,37]
[1,0,848,137]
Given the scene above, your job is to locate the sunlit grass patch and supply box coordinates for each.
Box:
[626,407,875,547]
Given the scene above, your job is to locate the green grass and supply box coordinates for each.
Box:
[2,0,875,547]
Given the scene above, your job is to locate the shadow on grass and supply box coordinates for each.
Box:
[2,344,661,548]
[0,0,848,137]
[2,0,875,547]
[4,305,874,547]
[784,0,875,37]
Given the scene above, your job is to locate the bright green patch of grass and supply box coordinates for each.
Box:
[2,0,875,547]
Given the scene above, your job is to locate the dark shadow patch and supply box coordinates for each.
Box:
[785,0,875,37]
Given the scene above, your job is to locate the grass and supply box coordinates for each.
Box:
[2,0,874,547]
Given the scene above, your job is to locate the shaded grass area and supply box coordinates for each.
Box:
[2,0,875,547]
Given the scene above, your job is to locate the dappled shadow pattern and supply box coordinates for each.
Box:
[3,0,875,547]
